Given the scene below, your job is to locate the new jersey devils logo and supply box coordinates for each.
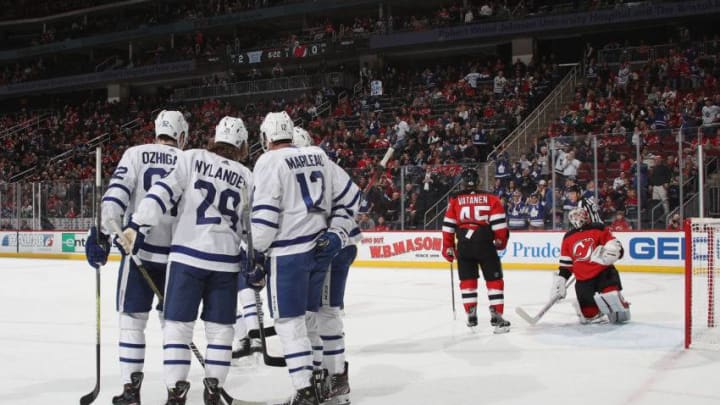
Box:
[572,238,596,262]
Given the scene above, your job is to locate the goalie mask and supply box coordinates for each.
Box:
[155,110,189,149]
[260,111,294,151]
[292,126,313,147]
[568,206,590,229]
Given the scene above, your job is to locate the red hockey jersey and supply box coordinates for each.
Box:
[559,224,618,281]
[442,191,508,250]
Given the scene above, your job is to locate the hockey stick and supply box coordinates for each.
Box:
[80,146,103,405]
[111,222,279,405]
[109,222,208,366]
[450,261,457,320]
[515,275,576,325]
[239,184,286,367]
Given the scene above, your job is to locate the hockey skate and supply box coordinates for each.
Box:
[326,362,351,405]
[165,381,190,405]
[112,371,143,405]
[203,378,221,405]
[289,380,321,405]
[489,307,511,334]
[466,306,478,328]
[313,369,329,402]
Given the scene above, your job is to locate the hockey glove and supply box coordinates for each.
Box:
[244,250,268,292]
[590,239,623,266]
[442,246,455,262]
[493,238,508,250]
[115,221,147,256]
[493,229,509,251]
[550,273,568,300]
[85,226,110,269]
[315,228,348,270]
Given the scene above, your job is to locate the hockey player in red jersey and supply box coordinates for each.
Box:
[442,168,511,333]
[552,206,631,324]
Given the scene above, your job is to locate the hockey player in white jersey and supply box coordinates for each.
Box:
[293,127,361,405]
[84,109,187,405]
[252,112,359,405]
[117,116,254,405]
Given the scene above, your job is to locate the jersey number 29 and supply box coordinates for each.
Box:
[195,179,241,231]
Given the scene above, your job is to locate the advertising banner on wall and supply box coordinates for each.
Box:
[354,231,686,272]
[0,230,689,273]
[0,231,17,253]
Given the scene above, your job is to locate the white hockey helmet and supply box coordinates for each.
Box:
[214,116,248,149]
[259,111,294,151]
[292,126,313,147]
[154,110,189,149]
[568,206,590,229]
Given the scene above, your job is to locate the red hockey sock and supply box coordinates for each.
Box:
[486,279,505,314]
[460,279,478,314]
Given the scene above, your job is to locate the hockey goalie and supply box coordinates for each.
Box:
[552,206,631,324]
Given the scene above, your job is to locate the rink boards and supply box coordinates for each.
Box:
[0,230,684,274]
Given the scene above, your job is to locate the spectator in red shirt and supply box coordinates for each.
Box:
[374,216,389,231]
[610,211,632,231]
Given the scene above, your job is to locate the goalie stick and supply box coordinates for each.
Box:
[240,185,287,367]
[515,275,576,325]
[80,146,102,405]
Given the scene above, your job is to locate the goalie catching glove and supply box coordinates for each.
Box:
[590,238,623,266]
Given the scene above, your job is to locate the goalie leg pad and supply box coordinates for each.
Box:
[593,291,631,324]
[119,312,149,384]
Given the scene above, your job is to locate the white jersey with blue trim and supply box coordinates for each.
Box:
[101,143,180,263]
[132,148,252,272]
[252,145,360,256]
[328,160,363,245]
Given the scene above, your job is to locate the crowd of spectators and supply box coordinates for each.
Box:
[490,36,720,229]
[0,0,659,86]
[0,52,560,229]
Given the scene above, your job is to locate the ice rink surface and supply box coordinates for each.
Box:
[1,257,719,405]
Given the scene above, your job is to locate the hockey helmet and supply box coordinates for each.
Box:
[460,168,479,190]
[578,197,601,224]
[260,111,294,151]
[292,126,313,147]
[214,116,248,149]
[568,206,590,229]
[155,110,189,149]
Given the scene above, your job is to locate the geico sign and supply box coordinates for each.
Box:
[628,237,684,260]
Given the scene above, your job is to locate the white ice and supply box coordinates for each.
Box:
[1,257,719,405]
